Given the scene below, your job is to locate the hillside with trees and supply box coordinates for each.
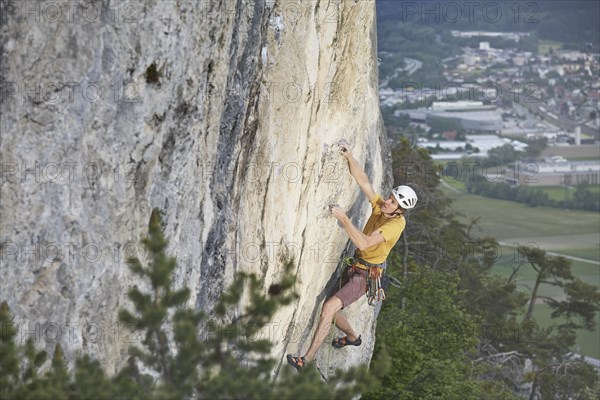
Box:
[367,138,600,398]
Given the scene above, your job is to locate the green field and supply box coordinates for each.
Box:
[440,179,600,358]
[441,181,600,241]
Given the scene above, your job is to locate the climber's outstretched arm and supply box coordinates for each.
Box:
[339,144,377,203]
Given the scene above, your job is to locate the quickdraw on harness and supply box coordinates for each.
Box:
[347,254,386,306]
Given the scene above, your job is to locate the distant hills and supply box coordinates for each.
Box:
[376,1,599,47]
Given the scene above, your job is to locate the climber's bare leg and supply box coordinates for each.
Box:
[303,296,343,362]
[333,311,359,342]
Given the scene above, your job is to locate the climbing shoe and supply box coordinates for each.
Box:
[332,335,362,349]
[286,354,306,371]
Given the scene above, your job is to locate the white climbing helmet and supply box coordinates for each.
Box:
[391,185,418,210]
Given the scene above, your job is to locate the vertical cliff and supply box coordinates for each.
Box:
[0,0,389,377]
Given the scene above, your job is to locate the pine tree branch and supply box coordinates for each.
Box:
[386,274,403,289]
[474,351,527,364]
[507,264,522,283]
[529,261,540,274]
[539,280,564,287]
[536,296,557,303]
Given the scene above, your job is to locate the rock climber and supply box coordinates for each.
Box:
[286,143,418,370]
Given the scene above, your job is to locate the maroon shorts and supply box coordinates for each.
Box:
[331,266,367,309]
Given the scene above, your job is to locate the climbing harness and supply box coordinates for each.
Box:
[348,253,387,306]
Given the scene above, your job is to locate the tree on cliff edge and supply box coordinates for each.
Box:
[378,138,600,399]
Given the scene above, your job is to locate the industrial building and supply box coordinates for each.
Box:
[397,101,503,133]
[428,110,502,132]
[505,160,600,186]
[421,134,527,160]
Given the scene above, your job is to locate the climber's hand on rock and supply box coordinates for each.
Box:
[330,206,347,221]
[339,143,352,159]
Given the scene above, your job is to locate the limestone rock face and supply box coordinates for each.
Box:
[0,0,390,377]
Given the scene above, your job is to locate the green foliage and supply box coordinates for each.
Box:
[381,106,411,130]
[530,357,600,400]
[382,138,600,398]
[523,136,548,160]
[365,259,518,400]
[386,140,527,396]
[0,301,21,398]
[377,20,453,87]
[486,144,525,165]
[467,177,554,208]
[428,116,463,134]
[570,184,600,211]
[1,301,55,399]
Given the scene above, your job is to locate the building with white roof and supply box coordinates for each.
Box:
[397,102,503,133]
[505,160,600,186]
[419,134,527,159]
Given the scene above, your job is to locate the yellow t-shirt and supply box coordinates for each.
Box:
[355,194,406,264]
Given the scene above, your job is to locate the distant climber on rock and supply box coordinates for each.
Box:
[286,142,418,371]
